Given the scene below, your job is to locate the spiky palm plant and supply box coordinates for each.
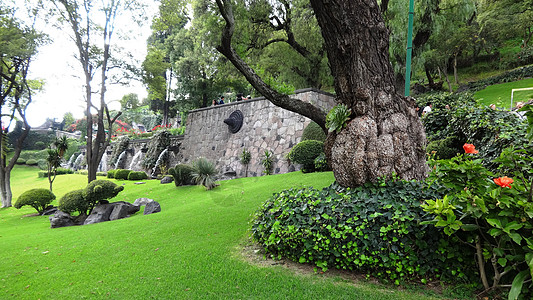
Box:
[191,158,218,190]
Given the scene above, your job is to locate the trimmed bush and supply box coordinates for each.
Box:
[14,188,56,214]
[96,172,107,177]
[34,141,45,150]
[425,136,461,159]
[251,181,477,284]
[302,122,327,142]
[107,169,116,178]
[25,159,38,166]
[58,189,87,215]
[37,159,47,170]
[127,171,148,180]
[169,164,195,186]
[38,168,74,178]
[16,158,26,165]
[287,140,324,172]
[114,169,132,180]
[85,180,124,213]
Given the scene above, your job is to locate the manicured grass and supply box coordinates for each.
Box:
[1,166,460,299]
[474,77,533,108]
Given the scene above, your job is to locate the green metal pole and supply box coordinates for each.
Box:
[404,0,414,97]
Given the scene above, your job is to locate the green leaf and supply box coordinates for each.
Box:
[509,232,523,245]
[508,270,529,300]
[504,221,524,233]
[487,218,503,229]
[497,258,507,267]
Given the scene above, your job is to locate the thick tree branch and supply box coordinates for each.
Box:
[215,0,327,129]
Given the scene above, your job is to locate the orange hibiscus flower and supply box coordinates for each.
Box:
[463,143,479,154]
[494,176,513,189]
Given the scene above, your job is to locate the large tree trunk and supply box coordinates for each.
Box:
[309,0,427,186]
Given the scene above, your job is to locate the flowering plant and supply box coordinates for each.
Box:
[463,143,478,154]
[423,144,533,298]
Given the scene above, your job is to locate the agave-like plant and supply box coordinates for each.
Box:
[191,158,218,190]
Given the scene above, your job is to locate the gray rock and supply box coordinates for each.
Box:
[109,201,140,221]
[41,206,58,216]
[85,201,140,224]
[50,211,75,228]
[144,201,161,215]
[133,198,153,206]
[160,176,173,184]
[84,203,115,225]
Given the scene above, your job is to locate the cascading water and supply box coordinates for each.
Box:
[73,153,85,170]
[98,152,108,172]
[128,151,143,171]
[151,148,169,177]
[64,153,77,169]
[114,151,127,169]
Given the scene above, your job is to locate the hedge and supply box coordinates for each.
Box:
[114,169,132,180]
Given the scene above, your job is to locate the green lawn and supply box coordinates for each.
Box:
[474,77,533,108]
[1,166,462,299]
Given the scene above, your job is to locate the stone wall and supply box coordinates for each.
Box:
[176,88,335,177]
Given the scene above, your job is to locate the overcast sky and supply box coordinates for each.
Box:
[25,1,158,127]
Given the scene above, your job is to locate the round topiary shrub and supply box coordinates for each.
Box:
[35,141,46,150]
[16,158,26,165]
[127,171,148,180]
[251,181,477,284]
[14,188,56,214]
[169,164,195,186]
[107,169,116,178]
[25,159,38,166]
[114,169,132,180]
[85,180,124,213]
[287,140,324,172]
[302,122,327,142]
[58,189,87,215]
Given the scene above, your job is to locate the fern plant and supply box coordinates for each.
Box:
[261,150,274,175]
[191,158,218,190]
[326,104,351,133]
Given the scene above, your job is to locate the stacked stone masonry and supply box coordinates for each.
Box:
[176,88,336,177]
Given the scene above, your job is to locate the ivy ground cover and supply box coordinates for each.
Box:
[0,166,454,299]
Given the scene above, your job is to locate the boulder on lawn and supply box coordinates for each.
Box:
[49,211,75,228]
[109,201,140,221]
[144,201,161,215]
[133,197,153,206]
[84,203,115,225]
[160,176,173,184]
[85,201,140,225]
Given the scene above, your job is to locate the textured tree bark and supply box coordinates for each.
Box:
[310,0,427,186]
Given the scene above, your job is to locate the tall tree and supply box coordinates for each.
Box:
[215,0,427,187]
[243,0,331,89]
[51,0,143,182]
[0,4,44,207]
